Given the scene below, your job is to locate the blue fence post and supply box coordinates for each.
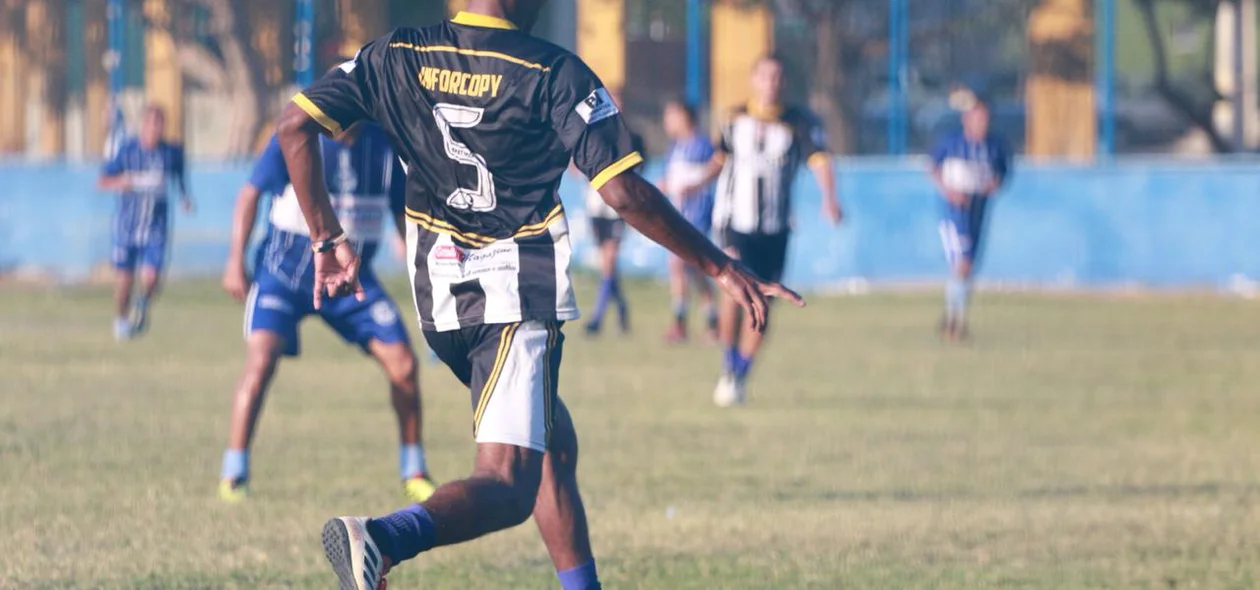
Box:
[295,0,315,87]
[685,0,707,112]
[1096,0,1115,158]
[107,0,124,99]
[888,0,908,155]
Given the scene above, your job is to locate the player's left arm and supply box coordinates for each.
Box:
[276,40,382,306]
[801,113,843,225]
[986,138,1012,196]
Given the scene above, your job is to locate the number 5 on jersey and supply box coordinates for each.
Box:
[434,103,497,212]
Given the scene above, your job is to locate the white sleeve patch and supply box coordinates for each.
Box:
[338,50,360,74]
[574,88,619,125]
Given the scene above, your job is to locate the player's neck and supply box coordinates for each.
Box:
[747,99,782,120]
[463,1,514,25]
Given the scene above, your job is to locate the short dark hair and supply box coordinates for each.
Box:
[665,98,698,124]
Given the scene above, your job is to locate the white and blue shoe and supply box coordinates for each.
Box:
[113,318,133,342]
[322,517,387,590]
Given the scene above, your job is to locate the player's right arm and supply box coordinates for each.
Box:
[223,136,287,302]
[276,42,383,307]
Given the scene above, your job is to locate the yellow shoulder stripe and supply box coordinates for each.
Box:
[589,151,644,191]
[389,43,550,72]
[292,93,343,136]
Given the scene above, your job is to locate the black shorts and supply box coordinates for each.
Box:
[424,321,564,452]
[721,229,790,283]
[590,217,625,244]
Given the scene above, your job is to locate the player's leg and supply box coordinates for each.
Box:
[324,272,435,500]
[664,254,690,342]
[939,212,972,340]
[112,266,135,341]
[727,232,789,399]
[219,283,301,501]
[714,230,746,406]
[587,222,627,335]
[130,210,169,335]
[533,398,601,588]
[950,203,988,339]
[692,264,719,342]
[327,323,572,589]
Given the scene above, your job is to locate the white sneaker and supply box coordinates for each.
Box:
[113,318,133,342]
[713,374,743,408]
[322,517,386,590]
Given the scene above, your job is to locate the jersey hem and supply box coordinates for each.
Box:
[421,309,581,333]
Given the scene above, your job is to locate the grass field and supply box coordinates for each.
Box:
[3,277,1260,589]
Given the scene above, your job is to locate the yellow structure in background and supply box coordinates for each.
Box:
[0,1,24,154]
[709,1,772,124]
[339,0,388,56]
[1026,0,1096,160]
[144,0,183,142]
[576,0,625,94]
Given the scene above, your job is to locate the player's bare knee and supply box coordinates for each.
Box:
[474,444,545,523]
[379,345,419,392]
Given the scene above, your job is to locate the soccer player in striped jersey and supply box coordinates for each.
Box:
[683,55,843,407]
[929,98,1010,340]
[659,99,718,343]
[216,121,434,504]
[96,105,194,341]
[275,3,800,589]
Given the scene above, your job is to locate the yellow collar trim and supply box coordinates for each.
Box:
[747,101,783,120]
[451,11,518,30]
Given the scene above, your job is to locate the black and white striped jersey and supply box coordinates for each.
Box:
[712,103,829,236]
[294,11,642,331]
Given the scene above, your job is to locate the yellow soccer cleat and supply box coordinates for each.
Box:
[219,479,249,503]
[403,475,437,503]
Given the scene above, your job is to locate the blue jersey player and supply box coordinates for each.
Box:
[217,122,434,503]
[659,99,718,343]
[96,105,194,341]
[929,99,1011,340]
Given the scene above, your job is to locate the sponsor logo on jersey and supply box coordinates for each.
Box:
[419,67,504,98]
[434,244,465,262]
[575,88,618,125]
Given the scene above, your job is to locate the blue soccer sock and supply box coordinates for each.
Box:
[557,560,602,590]
[399,444,427,480]
[610,277,628,324]
[945,277,970,321]
[221,449,248,482]
[733,352,754,382]
[590,277,615,327]
[671,299,688,324]
[366,504,437,565]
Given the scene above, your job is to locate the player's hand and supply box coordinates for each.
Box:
[715,259,805,333]
[181,197,196,214]
[823,199,844,226]
[313,240,363,309]
[221,261,249,302]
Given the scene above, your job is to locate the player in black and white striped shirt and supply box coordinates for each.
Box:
[274,4,803,590]
[683,55,843,408]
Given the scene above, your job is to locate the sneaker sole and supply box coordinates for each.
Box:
[322,519,360,590]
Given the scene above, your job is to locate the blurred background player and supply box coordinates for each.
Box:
[687,55,842,407]
[96,105,194,341]
[582,90,645,337]
[659,99,719,344]
[217,121,434,503]
[929,97,1011,341]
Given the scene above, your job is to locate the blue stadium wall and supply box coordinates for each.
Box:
[3,159,1260,289]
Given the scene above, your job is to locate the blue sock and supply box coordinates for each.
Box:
[733,352,754,382]
[399,444,427,480]
[672,299,687,324]
[945,278,970,320]
[366,504,437,565]
[611,278,628,322]
[723,346,739,374]
[136,295,149,311]
[221,449,248,482]
[591,277,615,326]
[557,560,602,590]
